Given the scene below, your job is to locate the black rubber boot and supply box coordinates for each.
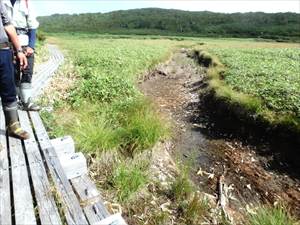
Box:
[3,102,30,140]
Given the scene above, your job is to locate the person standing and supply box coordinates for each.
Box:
[0,0,29,139]
[3,0,40,111]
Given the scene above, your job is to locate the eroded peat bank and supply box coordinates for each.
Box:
[139,50,300,221]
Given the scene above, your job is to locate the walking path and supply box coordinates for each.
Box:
[32,44,64,97]
[0,44,126,225]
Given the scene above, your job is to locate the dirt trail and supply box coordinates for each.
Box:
[139,50,300,221]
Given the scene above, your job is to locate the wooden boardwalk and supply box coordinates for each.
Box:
[32,44,65,98]
[0,45,126,225]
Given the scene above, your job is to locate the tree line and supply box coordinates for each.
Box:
[38,8,300,40]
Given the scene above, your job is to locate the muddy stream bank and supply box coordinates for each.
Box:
[138,50,300,220]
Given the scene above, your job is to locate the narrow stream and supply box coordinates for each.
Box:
[139,50,300,219]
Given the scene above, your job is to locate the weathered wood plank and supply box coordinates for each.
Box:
[0,107,11,225]
[33,67,60,96]
[33,63,57,87]
[18,111,62,225]
[71,174,110,224]
[9,113,36,225]
[29,111,88,225]
[32,44,64,98]
[93,213,127,225]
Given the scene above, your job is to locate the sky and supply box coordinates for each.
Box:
[33,0,300,16]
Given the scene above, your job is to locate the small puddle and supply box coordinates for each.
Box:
[139,50,300,218]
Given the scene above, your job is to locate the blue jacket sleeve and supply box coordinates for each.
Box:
[28,29,37,49]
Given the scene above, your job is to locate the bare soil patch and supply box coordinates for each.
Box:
[139,50,300,221]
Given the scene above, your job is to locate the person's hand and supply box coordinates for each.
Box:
[25,47,34,56]
[17,52,28,70]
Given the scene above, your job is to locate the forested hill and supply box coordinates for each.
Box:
[38,8,300,40]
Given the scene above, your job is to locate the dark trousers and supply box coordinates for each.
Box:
[15,47,34,87]
[0,49,16,104]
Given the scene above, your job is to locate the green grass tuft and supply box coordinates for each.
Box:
[49,97,168,155]
[178,193,210,225]
[114,98,169,156]
[247,205,299,225]
[170,167,194,201]
[112,160,149,202]
[169,162,210,225]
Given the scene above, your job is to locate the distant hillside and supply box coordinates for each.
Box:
[38,8,300,40]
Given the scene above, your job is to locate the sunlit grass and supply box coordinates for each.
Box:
[112,160,149,202]
[193,48,300,131]
[247,205,299,225]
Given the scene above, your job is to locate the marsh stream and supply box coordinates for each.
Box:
[139,50,300,220]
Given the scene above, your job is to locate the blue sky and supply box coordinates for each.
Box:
[34,0,300,16]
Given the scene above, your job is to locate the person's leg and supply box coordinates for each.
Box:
[0,49,29,140]
[0,50,17,104]
[20,48,34,83]
[19,49,40,111]
[14,52,21,98]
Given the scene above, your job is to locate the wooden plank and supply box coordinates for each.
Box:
[32,44,64,97]
[71,174,110,224]
[33,63,57,85]
[32,63,61,97]
[94,214,127,225]
[18,111,62,225]
[29,112,88,225]
[9,114,36,225]
[0,107,11,225]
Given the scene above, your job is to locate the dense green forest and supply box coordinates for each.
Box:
[38,8,300,40]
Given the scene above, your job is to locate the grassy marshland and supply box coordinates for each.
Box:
[40,35,300,224]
